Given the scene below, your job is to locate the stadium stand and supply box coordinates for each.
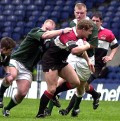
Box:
[0,0,120,83]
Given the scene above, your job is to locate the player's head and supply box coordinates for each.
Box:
[42,19,56,31]
[0,37,16,56]
[74,3,87,21]
[91,12,103,30]
[76,19,93,38]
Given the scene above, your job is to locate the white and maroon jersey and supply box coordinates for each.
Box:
[95,26,119,67]
[42,27,80,68]
[54,27,78,50]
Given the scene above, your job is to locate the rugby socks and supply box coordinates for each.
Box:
[86,84,98,98]
[48,94,61,114]
[37,90,53,115]
[66,94,77,112]
[47,100,54,114]
[73,94,82,110]
[54,82,73,96]
[5,95,17,110]
[0,83,9,101]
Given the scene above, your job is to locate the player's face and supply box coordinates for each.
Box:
[74,6,87,21]
[43,22,55,31]
[77,27,93,38]
[92,16,102,29]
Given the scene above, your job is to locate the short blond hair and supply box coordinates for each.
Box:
[44,19,56,28]
[75,3,87,11]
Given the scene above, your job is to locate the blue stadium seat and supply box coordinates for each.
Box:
[105,11,114,18]
[114,11,120,18]
[0,5,4,11]
[3,10,13,16]
[102,22,110,28]
[41,11,50,18]
[7,15,17,22]
[38,16,47,23]
[56,0,64,7]
[15,5,26,11]
[12,0,22,5]
[60,12,69,21]
[28,16,39,23]
[65,0,75,7]
[23,0,32,5]
[12,32,21,41]
[4,21,13,27]
[14,10,25,21]
[32,10,40,17]
[4,26,14,33]
[98,6,107,13]
[46,0,55,5]
[50,11,60,18]
[2,32,11,37]
[4,4,15,10]
[110,0,118,7]
[53,5,61,12]
[107,6,116,12]
[117,6,120,12]
[34,0,45,11]
[111,23,119,29]
[17,21,25,27]
[0,0,10,5]
[0,15,6,22]
[61,22,69,28]
[62,5,73,15]
[112,17,120,23]
[87,11,92,18]
[44,5,53,12]
[85,1,93,9]
[26,5,37,11]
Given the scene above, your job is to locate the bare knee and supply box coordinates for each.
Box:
[48,85,57,95]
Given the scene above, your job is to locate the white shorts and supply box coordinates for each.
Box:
[67,54,94,81]
[10,59,33,82]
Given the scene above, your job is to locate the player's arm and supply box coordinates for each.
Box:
[102,46,119,63]
[82,51,95,73]
[42,28,72,39]
[71,41,90,55]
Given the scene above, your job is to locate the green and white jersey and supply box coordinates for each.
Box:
[70,17,98,57]
[11,27,46,71]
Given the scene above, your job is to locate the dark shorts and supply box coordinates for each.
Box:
[42,61,68,72]
[42,46,69,72]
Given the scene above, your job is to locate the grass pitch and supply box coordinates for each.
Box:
[0,98,120,121]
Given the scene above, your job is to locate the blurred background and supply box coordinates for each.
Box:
[0,0,120,91]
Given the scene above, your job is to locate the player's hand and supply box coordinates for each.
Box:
[87,60,95,73]
[102,56,112,63]
[62,28,72,34]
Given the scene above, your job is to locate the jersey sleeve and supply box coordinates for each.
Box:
[109,31,119,49]
[69,20,76,27]
[87,22,98,47]
[28,27,45,41]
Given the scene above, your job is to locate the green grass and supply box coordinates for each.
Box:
[0,98,120,121]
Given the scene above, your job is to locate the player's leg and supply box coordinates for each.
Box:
[3,79,31,117]
[59,92,77,116]
[45,77,66,115]
[71,81,86,117]
[36,70,59,118]
[85,67,101,109]
[0,66,17,108]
